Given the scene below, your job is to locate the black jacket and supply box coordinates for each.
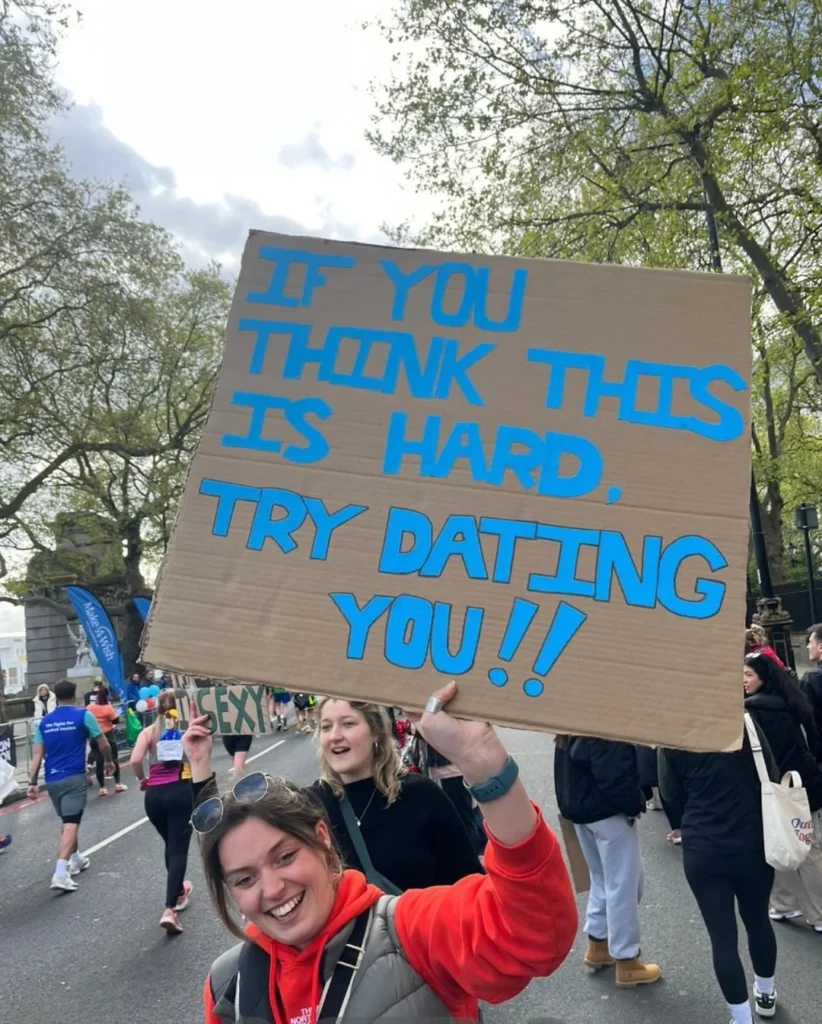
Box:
[658,721,777,855]
[801,667,822,761]
[554,737,645,825]
[635,745,658,790]
[745,691,822,812]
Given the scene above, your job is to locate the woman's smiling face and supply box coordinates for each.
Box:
[218,816,336,949]
[319,700,375,782]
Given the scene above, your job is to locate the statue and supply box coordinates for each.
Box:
[66,622,97,669]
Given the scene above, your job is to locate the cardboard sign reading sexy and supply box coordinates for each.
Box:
[143,232,752,750]
[173,686,273,736]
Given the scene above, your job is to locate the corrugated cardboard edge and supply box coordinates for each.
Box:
[246,229,753,287]
[557,815,590,894]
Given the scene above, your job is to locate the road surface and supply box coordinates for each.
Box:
[1,724,818,1024]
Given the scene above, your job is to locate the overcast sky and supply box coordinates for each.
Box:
[0,0,430,634]
[51,0,430,268]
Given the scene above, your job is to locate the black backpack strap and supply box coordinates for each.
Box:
[317,909,371,1023]
[338,796,403,896]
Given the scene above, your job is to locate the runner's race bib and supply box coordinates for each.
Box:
[157,734,183,762]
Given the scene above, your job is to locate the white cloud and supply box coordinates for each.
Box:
[0,603,24,635]
[54,0,431,252]
[51,102,361,267]
[279,130,356,172]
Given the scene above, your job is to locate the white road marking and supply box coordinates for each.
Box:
[80,738,288,855]
[245,739,286,765]
[82,816,150,856]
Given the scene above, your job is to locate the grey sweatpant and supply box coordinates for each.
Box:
[575,813,645,960]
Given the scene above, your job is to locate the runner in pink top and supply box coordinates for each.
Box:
[130,692,194,934]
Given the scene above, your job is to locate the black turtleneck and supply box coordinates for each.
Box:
[310,774,483,892]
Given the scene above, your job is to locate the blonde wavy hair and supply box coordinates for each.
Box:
[317,698,405,806]
[746,624,768,648]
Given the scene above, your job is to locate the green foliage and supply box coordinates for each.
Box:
[0,2,232,604]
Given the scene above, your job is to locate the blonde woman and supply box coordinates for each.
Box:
[310,697,482,892]
[33,684,56,719]
[130,691,194,933]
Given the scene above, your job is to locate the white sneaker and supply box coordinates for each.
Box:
[50,873,78,892]
[768,908,801,921]
[114,783,128,793]
[69,854,90,876]
[174,880,193,912]
[753,982,776,1018]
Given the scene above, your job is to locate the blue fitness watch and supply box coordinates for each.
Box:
[464,756,519,803]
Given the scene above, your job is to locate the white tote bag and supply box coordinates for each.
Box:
[0,756,18,805]
[744,713,813,871]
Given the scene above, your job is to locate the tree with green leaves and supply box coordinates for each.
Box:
[1,1,185,544]
[36,266,231,665]
[0,3,232,671]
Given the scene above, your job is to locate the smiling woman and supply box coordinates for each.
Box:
[310,697,482,892]
[184,681,578,1024]
[198,775,343,949]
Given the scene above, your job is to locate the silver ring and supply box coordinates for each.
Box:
[424,696,444,714]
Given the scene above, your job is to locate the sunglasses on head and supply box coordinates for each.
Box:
[190,771,292,834]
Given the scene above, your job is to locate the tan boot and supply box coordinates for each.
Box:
[615,955,661,987]
[583,937,615,970]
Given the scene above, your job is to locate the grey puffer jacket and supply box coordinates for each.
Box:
[209,896,451,1023]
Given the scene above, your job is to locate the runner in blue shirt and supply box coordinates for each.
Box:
[27,678,115,892]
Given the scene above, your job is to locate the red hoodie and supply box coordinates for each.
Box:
[204,807,576,1024]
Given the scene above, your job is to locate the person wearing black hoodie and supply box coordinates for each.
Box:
[801,624,822,757]
[744,651,822,933]
[659,716,779,1024]
[554,736,660,988]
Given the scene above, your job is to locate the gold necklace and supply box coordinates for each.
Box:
[356,786,378,827]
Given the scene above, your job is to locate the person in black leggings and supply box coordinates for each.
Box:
[129,693,194,934]
[144,780,193,914]
[222,734,252,779]
[659,721,779,1024]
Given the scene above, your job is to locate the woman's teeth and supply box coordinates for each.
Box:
[268,891,305,919]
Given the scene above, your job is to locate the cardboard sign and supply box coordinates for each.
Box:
[143,232,752,750]
[173,685,273,736]
[557,815,590,894]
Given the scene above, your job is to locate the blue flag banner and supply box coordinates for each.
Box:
[134,596,152,622]
[65,586,125,699]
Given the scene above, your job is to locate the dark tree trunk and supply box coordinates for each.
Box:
[762,481,785,585]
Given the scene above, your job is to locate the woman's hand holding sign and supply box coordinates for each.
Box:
[183,714,214,783]
[417,680,537,847]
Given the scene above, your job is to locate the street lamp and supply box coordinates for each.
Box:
[795,504,819,625]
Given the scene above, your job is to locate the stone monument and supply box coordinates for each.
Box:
[65,622,100,689]
[22,514,132,693]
